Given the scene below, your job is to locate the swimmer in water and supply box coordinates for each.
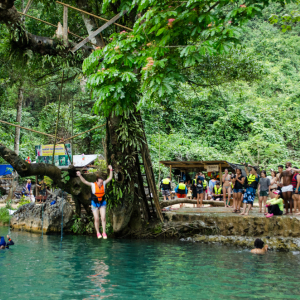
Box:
[250,238,268,254]
[0,235,14,249]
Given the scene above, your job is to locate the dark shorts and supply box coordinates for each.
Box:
[260,191,268,197]
[197,188,203,194]
[40,190,46,196]
[233,188,243,194]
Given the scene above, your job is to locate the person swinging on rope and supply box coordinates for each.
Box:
[76,165,113,239]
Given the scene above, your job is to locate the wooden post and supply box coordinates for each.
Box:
[219,163,222,186]
[170,165,172,180]
[63,6,68,46]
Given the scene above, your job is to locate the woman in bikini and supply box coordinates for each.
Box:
[269,170,278,199]
[222,169,232,208]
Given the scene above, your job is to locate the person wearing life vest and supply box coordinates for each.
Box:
[240,163,260,216]
[76,165,113,240]
[160,176,172,201]
[175,180,188,199]
[199,172,208,200]
[195,177,205,207]
[291,167,300,214]
[0,235,14,249]
[191,174,198,204]
[212,182,222,201]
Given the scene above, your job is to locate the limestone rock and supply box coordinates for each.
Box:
[10,195,74,234]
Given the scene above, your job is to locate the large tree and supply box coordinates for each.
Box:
[0,0,291,234]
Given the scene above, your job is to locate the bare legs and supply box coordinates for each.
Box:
[233,193,237,212]
[227,187,232,207]
[92,207,106,235]
[283,191,293,214]
[92,208,100,235]
[100,206,107,235]
[240,203,251,216]
[237,193,243,211]
[259,196,268,213]
[223,187,227,207]
[293,194,300,214]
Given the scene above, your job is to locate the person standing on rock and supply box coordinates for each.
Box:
[76,165,113,239]
[240,164,260,216]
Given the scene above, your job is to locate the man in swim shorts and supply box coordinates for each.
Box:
[77,165,113,239]
[240,164,260,216]
[280,162,294,214]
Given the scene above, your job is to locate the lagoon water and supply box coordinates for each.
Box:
[1,227,300,300]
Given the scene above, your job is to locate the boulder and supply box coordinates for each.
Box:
[10,194,74,234]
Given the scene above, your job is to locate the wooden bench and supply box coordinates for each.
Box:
[36,190,48,203]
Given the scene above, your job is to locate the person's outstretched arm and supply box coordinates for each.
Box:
[76,171,93,187]
[104,165,113,184]
[243,163,249,176]
[6,235,14,246]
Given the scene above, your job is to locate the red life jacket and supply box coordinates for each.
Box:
[292,173,299,188]
[94,183,105,202]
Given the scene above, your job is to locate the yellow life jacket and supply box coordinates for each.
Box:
[203,180,207,188]
[162,178,170,184]
[214,186,222,195]
[161,178,171,190]
[177,183,186,194]
[247,174,258,189]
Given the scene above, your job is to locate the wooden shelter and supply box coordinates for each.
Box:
[159,160,246,184]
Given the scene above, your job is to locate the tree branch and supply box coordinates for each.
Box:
[0,143,63,186]
[0,0,92,57]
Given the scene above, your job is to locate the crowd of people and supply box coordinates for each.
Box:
[160,162,300,217]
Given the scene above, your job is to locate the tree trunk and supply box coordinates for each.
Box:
[14,87,23,155]
[106,112,146,234]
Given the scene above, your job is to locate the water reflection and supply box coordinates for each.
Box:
[1,228,300,299]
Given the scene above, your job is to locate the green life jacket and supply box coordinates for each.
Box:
[214,186,222,195]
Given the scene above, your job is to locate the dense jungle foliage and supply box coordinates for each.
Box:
[1,1,300,182]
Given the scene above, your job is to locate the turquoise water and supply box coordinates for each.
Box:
[1,227,300,300]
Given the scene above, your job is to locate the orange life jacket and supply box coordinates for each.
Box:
[94,183,105,202]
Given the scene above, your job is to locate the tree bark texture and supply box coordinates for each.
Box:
[14,87,23,155]
[106,112,150,234]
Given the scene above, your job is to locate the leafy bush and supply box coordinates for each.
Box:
[0,207,9,224]
[17,196,31,208]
